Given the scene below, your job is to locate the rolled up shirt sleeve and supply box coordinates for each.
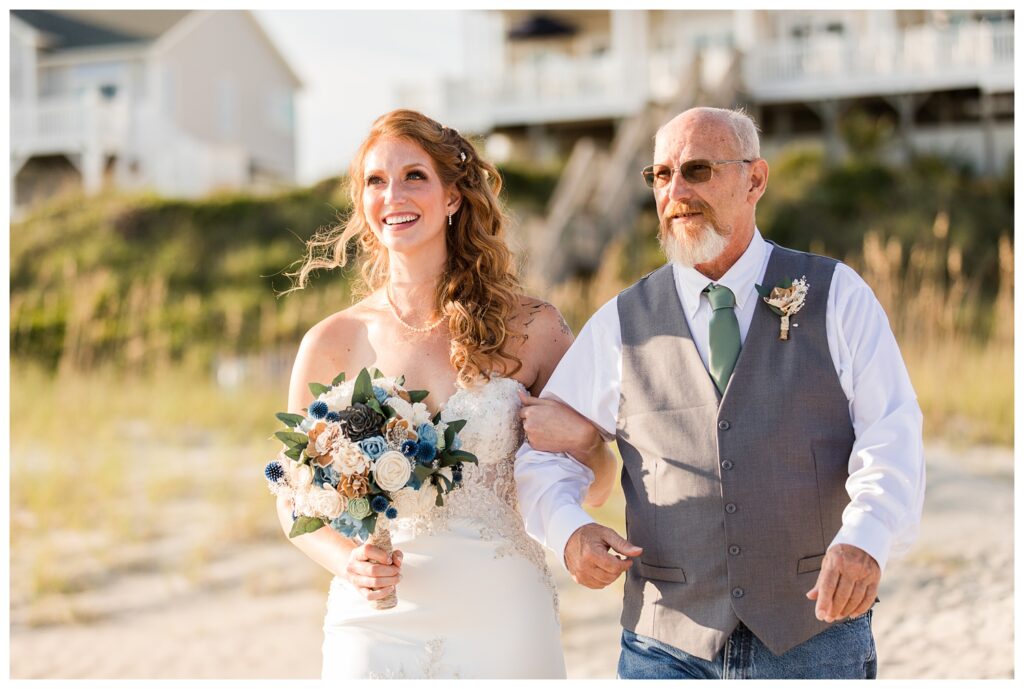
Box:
[826,264,926,572]
[514,296,622,565]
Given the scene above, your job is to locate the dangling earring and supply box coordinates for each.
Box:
[448,211,453,227]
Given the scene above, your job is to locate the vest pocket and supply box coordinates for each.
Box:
[635,561,687,583]
[797,553,826,574]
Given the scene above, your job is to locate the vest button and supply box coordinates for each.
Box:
[721,460,734,471]
[732,587,745,598]
[718,420,731,431]
[729,545,741,556]
[725,503,737,514]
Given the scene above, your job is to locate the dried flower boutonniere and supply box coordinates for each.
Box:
[755,276,809,340]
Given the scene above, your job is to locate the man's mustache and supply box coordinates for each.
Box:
[663,200,711,218]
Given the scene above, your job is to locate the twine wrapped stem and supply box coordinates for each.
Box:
[369,518,397,610]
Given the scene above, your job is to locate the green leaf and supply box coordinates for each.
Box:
[352,368,373,405]
[365,397,385,417]
[407,390,429,403]
[275,431,309,447]
[331,371,347,386]
[445,419,467,435]
[448,449,477,463]
[434,489,444,508]
[396,375,406,386]
[371,368,385,380]
[754,282,772,299]
[283,446,303,461]
[364,512,379,536]
[309,382,330,397]
[276,412,306,428]
[289,516,325,538]
[413,465,433,482]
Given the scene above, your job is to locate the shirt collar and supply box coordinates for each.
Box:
[673,228,767,320]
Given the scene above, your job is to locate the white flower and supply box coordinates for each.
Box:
[331,438,372,476]
[373,451,413,492]
[387,396,432,426]
[435,421,449,450]
[371,376,401,396]
[319,380,355,412]
[307,483,345,519]
[289,461,314,489]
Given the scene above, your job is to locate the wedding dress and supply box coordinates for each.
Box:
[320,376,567,679]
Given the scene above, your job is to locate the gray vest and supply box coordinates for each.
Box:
[615,242,855,660]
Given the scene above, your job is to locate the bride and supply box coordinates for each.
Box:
[277,109,616,679]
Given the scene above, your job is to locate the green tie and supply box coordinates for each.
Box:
[704,283,741,395]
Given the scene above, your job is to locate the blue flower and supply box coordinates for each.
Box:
[417,423,438,447]
[309,400,329,420]
[331,512,369,540]
[401,440,419,458]
[385,507,398,520]
[415,442,436,466]
[451,435,463,451]
[264,460,285,483]
[325,411,341,423]
[372,386,390,405]
[359,436,388,460]
[313,464,339,488]
[370,495,390,513]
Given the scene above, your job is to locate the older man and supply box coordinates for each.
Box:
[515,107,924,679]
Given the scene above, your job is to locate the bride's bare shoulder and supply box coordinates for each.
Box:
[288,293,382,408]
[508,295,574,392]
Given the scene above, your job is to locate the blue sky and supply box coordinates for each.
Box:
[256,10,468,185]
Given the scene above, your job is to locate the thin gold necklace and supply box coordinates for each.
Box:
[386,283,444,333]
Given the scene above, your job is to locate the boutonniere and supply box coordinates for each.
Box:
[755,276,809,340]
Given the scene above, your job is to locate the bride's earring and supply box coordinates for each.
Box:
[448,211,453,227]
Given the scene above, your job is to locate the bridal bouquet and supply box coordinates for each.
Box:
[263,367,477,608]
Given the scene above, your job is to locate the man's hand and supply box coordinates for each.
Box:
[565,523,643,589]
[806,544,881,622]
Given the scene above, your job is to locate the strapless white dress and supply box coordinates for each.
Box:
[320,376,566,679]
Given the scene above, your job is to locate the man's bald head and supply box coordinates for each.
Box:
[655,107,761,161]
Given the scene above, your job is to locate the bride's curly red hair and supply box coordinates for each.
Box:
[288,109,523,387]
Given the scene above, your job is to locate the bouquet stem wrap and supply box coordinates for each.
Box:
[369,519,397,610]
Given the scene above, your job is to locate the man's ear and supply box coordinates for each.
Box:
[748,159,769,202]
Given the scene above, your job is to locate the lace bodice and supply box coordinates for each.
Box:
[386,376,557,610]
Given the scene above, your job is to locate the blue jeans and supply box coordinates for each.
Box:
[618,611,877,679]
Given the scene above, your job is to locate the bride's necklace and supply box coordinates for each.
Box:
[386,283,444,333]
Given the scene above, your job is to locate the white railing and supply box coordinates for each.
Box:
[11,93,131,157]
[744,20,1014,99]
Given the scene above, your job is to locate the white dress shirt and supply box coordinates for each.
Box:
[515,229,925,573]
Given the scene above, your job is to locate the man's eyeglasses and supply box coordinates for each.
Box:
[641,159,753,188]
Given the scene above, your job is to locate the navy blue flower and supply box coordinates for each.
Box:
[264,460,285,483]
[309,401,329,420]
[401,440,418,458]
[385,507,398,520]
[452,467,463,485]
[372,386,390,405]
[325,411,341,423]
[359,436,388,460]
[370,495,390,513]
[415,442,437,466]
[417,423,438,447]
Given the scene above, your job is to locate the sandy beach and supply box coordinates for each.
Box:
[10,441,1012,679]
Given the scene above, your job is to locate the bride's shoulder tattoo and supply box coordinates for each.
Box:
[520,299,572,338]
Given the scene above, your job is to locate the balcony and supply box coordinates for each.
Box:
[743,20,1014,103]
[10,92,131,160]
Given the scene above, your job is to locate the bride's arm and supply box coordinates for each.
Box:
[519,393,616,507]
[518,299,616,507]
[275,319,402,601]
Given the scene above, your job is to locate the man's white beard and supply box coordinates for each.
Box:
[660,220,730,268]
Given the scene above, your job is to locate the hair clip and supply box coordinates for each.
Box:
[460,151,467,163]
